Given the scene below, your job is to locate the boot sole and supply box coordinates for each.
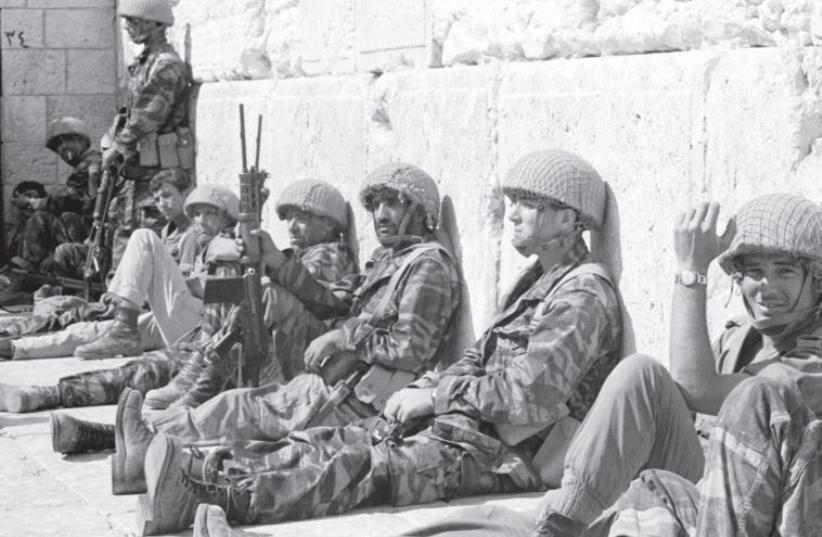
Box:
[112,389,147,495]
[192,503,209,537]
[50,413,66,453]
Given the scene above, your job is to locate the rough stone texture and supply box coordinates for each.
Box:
[194,46,822,361]
[26,0,112,7]
[1,49,65,95]
[0,8,44,49]
[1,95,47,142]
[66,48,116,94]
[44,8,115,49]
[47,94,117,144]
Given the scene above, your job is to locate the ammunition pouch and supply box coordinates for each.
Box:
[137,127,195,170]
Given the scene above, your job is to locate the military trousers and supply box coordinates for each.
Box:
[57,348,186,407]
[109,228,202,346]
[606,375,822,537]
[543,354,705,527]
[9,311,163,360]
[182,420,531,526]
[152,372,371,443]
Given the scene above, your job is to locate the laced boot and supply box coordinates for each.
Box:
[74,305,141,359]
[112,388,154,495]
[0,271,31,306]
[144,350,207,410]
[139,433,250,536]
[0,338,14,360]
[50,412,115,454]
[533,511,586,537]
[193,504,237,537]
[0,383,59,413]
[171,348,236,409]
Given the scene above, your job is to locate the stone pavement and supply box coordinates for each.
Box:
[1,354,544,537]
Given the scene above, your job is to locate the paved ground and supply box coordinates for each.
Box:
[1,342,544,537]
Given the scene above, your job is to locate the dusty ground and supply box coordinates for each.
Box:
[0,337,543,537]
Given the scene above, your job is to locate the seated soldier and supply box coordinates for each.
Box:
[38,180,358,450]
[73,163,461,504]
[124,150,622,536]
[435,193,822,537]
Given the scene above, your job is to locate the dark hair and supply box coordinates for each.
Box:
[149,168,191,195]
[13,180,47,198]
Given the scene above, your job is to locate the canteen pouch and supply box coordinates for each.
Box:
[138,131,160,167]
[175,127,195,169]
[157,132,180,168]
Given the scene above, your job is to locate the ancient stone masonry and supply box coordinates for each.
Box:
[159,1,822,363]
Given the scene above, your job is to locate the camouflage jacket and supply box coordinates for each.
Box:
[414,238,622,434]
[270,238,461,403]
[160,218,197,268]
[114,35,190,154]
[294,241,359,287]
[57,147,101,214]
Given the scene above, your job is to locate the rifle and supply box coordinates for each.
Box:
[201,104,269,387]
[8,268,106,298]
[82,165,117,299]
[305,350,368,428]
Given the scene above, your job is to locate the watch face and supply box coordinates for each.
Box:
[681,271,696,286]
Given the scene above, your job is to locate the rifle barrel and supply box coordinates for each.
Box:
[254,114,262,171]
[239,104,248,173]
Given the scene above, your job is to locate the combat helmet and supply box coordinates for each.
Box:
[184,184,240,223]
[503,149,606,231]
[360,162,440,232]
[718,193,822,275]
[46,117,90,153]
[118,0,174,26]
[276,179,348,231]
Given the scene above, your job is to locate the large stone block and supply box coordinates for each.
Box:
[66,48,116,94]
[1,142,58,187]
[27,0,113,7]
[1,49,65,95]
[47,94,117,145]
[45,8,115,49]
[0,0,26,8]
[357,0,433,71]
[301,0,356,76]
[1,96,47,143]
[0,8,44,49]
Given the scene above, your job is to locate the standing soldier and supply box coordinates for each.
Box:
[104,0,193,270]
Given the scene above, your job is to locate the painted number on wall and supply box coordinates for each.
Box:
[4,30,29,48]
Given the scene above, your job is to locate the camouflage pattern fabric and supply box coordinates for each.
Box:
[58,348,187,407]
[412,238,622,429]
[160,238,620,527]
[18,211,88,270]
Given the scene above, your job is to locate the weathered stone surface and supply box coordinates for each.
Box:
[300,0,355,75]
[47,94,118,145]
[44,8,115,49]
[27,0,113,7]
[0,8,44,49]
[66,48,116,94]
[357,0,432,72]
[1,142,57,188]
[1,95,47,142]
[0,0,26,8]
[1,49,65,95]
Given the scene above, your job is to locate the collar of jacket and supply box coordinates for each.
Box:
[136,35,170,63]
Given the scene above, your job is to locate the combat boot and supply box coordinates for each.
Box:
[0,338,15,359]
[139,433,250,536]
[144,350,207,410]
[51,412,115,454]
[0,271,31,306]
[171,348,236,409]
[0,383,59,413]
[111,388,154,495]
[74,305,141,359]
[533,511,586,537]
[193,504,237,537]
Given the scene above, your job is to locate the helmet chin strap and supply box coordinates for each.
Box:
[742,270,822,339]
[378,201,424,247]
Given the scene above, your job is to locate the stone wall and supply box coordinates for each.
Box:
[0,0,118,255]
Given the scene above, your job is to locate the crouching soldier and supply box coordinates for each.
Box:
[126,150,622,536]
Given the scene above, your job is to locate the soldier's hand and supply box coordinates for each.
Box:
[250,229,287,271]
[384,388,435,424]
[101,146,121,170]
[304,328,347,372]
[205,236,242,263]
[674,201,736,273]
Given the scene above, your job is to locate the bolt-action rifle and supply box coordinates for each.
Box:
[201,104,269,387]
[80,164,118,299]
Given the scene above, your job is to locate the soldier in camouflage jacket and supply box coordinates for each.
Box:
[128,151,622,536]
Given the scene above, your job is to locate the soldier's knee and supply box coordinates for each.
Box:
[606,353,668,390]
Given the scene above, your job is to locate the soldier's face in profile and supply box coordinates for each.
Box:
[284,209,332,249]
[122,16,159,44]
[54,136,87,166]
[153,184,186,222]
[506,195,566,256]
[370,192,410,245]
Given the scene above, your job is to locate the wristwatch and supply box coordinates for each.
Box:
[675,270,707,287]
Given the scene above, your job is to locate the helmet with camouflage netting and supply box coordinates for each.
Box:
[276,179,348,231]
[118,0,174,26]
[718,193,822,276]
[360,162,440,231]
[503,149,606,231]
[46,117,90,152]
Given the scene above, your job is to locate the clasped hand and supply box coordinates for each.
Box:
[383,387,435,425]
[206,228,287,271]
